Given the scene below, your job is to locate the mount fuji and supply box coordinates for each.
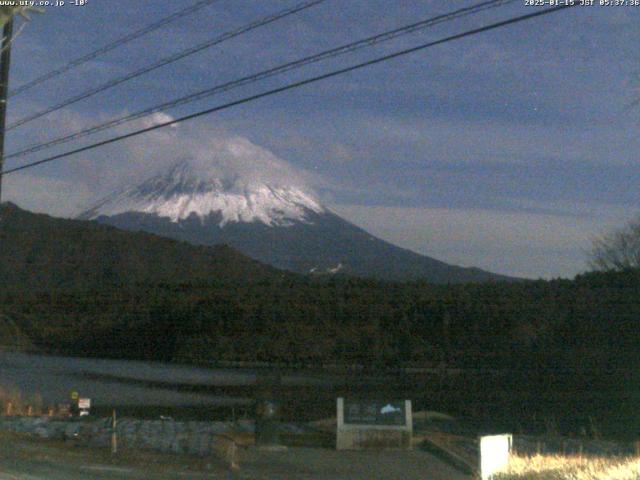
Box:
[78,155,509,283]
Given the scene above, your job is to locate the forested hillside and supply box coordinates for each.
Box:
[0,202,281,290]
[3,270,638,366]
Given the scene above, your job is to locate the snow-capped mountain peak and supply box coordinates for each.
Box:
[76,137,510,283]
[79,159,324,227]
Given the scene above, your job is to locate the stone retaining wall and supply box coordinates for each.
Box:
[0,416,254,456]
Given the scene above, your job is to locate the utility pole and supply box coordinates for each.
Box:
[0,16,13,205]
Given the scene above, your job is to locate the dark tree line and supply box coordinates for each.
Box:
[2,269,639,374]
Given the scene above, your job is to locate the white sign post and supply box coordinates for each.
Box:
[78,398,91,417]
[479,434,512,480]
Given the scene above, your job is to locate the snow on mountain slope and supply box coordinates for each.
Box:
[79,160,324,227]
[77,137,514,283]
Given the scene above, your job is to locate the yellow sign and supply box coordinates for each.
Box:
[70,391,79,400]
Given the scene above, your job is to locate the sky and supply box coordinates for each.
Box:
[1,0,638,279]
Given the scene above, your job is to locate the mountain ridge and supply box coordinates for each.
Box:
[0,201,282,291]
[79,159,514,283]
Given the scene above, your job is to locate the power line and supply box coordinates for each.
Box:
[6,0,326,132]
[5,0,516,161]
[8,0,220,98]
[0,5,576,179]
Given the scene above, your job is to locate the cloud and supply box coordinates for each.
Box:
[3,173,93,218]
[141,112,179,129]
[358,116,640,169]
[330,203,636,279]
[92,112,314,192]
[179,134,314,189]
[4,89,337,215]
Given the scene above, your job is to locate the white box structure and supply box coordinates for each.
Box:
[480,434,512,480]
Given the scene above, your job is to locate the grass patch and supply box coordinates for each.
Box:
[493,454,640,480]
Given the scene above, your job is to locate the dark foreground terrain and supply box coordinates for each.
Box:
[0,432,469,480]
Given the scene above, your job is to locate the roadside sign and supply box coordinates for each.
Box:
[57,403,71,417]
[343,400,407,426]
[78,398,91,409]
[336,398,413,449]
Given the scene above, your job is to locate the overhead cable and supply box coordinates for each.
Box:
[0,4,577,178]
[5,0,515,161]
[6,0,326,130]
[9,0,220,98]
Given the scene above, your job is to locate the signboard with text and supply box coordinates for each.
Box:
[343,400,407,426]
[336,397,412,449]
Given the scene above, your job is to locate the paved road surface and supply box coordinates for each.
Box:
[239,447,472,480]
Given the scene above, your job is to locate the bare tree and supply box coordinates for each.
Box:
[590,216,640,271]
